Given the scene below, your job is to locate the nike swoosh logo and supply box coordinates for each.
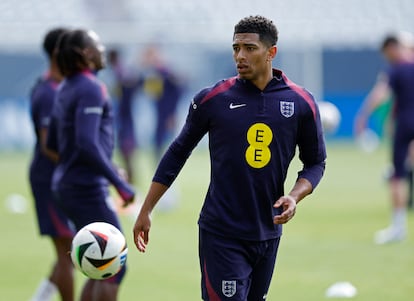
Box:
[229,103,247,109]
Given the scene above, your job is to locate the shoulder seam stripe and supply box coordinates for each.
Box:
[282,74,316,120]
[200,77,237,104]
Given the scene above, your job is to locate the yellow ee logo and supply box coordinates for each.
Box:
[245,123,273,168]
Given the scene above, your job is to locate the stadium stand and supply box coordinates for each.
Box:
[0,0,414,149]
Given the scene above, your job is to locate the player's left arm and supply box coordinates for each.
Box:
[273,178,313,224]
[274,95,327,224]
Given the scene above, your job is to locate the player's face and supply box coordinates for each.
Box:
[383,44,399,63]
[232,33,276,86]
[383,43,413,64]
[86,30,106,71]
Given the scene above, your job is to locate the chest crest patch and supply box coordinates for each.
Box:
[280,101,294,118]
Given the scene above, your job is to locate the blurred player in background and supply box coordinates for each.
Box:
[355,33,414,137]
[47,29,135,301]
[28,27,75,301]
[133,15,326,300]
[141,45,184,161]
[355,33,414,244]
[99,48,141,183]
[140,45,185,211]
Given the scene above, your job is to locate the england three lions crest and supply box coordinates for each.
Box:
[222,280,236,297]
[280,101,294,118]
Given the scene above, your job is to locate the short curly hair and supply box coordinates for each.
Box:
[234,15,278,47]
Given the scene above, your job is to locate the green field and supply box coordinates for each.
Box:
[1,141,413,300]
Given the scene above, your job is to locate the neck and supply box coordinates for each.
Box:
[252,67,274,91]
[49,62,63,82]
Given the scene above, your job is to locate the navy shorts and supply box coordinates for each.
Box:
[199,228,281,301]
[29,181,74,238]
[54,185,126,284]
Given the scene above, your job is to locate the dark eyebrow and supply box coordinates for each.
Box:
[232,43,258,47]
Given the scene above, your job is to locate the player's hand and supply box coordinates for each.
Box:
[133,211,151,252]
[117,167,129,182]
[116,181,135,208]
[273,195,296,224]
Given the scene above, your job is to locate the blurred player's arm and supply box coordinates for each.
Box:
[76,87,135,206]
[44,113,61,163]
[34,87,59,163]
[354,73,391,135]
[39,127,59,163]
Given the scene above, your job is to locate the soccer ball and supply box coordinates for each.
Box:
[70,222,128,280]
[318,100,341,134]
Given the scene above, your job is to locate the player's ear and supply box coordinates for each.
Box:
[82,46,99,69]
[268,46,277,61]
[83,46,94,60]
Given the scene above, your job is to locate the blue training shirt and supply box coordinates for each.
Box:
[387,62,414,130]
[153,69,326,241]
[47,70,126,191]
[29,74,59,184]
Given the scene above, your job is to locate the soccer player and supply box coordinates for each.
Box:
[99,49,141,183]
[355,33,414,244]
[141,45,184,160]
[28,27,75,301]
[47,29,135,301]
[133,15,326,300]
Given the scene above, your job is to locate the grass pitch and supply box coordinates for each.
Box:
[0,141,413,300]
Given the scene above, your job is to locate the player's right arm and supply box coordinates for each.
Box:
[354,72,391,135]
[39,127,59,163]
[133,182,168,252]
[133,90,210,252]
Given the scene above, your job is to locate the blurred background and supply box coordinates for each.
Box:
[2,1,414,300]
[1,0,413,150]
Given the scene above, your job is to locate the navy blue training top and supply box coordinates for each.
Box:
[153,69,326,241]
[387,62,414,130]
[47,70,125,191]
[29,74,59,184]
